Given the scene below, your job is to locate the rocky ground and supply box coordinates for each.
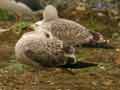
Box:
[0,1,120,89]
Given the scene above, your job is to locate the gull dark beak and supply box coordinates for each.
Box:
[56,60,98,69]
[58,45,98,69]
[82,40,115,49]
[82,31,115,49]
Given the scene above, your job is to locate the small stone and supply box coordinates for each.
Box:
[66,89,71,90]
[32,81,37,85]
[102,80,113,86]
[49,82,55,85]
[9,82,14,87]
[112,33,119,38]
[103,40,106,42]
[57,89,62,90]
[100,66,105,70]
[75,3,86,11]
[111,9,119,15]
[91,81,97,86]
[4,70,8,73]
[116,48,120,52]
[97,12,105,17]
[118,22,120,27]
[47,81,51,83]
[98,64,106,70]
[0,74,2,77]
[106,40,110,43]
[71,11,77,15]
[47,80,55,85]
[75,6,86,11]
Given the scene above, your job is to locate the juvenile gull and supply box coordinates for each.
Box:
[31,5,112,48]
[15,29,97,70]
[15,29,77,68]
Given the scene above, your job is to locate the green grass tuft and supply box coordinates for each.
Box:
[0,9,15,20]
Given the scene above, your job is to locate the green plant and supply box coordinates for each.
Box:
[0,9,15,20]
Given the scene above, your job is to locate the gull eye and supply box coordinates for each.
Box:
[45,32,50,38]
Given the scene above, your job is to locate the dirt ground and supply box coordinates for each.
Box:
[0,12,120,90]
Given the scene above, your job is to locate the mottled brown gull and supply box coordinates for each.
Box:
[15,29,97,71]
[31,5,112,48]
[15,29,77,68]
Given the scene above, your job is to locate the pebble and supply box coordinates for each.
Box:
[116,48,120,52]
[102,80,113,86]
[57,89,62,90]
[91,81,97,86]
[98,64,106,70]
[97,12,105,17]
[66,89,71,90]
[71,11,77,15]
[118,22,120,27]
[75,6,86,11]
[49,82,55,85]
[106,40,110,43]
[47,81,55,85]
[4,70,9,73]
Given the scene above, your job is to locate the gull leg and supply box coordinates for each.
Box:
[15,14,21,22]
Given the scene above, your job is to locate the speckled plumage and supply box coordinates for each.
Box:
[34,19,93,45]
[15,30,76,67]
[31,5,93,46]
